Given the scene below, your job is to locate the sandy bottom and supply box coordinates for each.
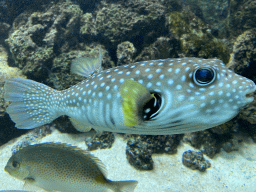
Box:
[0,129,255,192]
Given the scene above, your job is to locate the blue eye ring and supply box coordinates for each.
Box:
[193,67,216,86]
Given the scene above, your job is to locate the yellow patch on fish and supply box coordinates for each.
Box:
[120,80,153,127]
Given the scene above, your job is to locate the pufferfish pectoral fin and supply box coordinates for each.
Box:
[70,118,92,132]
[120,80,153,127]
[71,49,102,78]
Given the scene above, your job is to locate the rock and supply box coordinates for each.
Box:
[6,0,83,80]
[80,0,167,49]
[183,130,220,158]
[227,28,256,125]
[134,36,179,62]
[85,132,115,151]
[116,41,136,66]
[182,150,211,172]
[126,134,182,170]
[166,10,230,63]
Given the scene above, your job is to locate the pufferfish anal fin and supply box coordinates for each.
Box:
[120,80,153,127]
[71,49,102,78]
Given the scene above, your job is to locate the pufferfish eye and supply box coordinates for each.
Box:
[142,93,162,120]
[193,67,216,86]
[12,161,20,168]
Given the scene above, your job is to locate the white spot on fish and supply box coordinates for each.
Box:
[218,91,223,95]
[106,86,110,91]
[185,67,190,72]
[168,79,174,85]
[156,69,161,73]
[200,95,206,100]
[178,95,185,101]
[107,93,112,100]
[106,75,111,79]
[159,74,165,79]
[113,85,118,90]
[168,68,173,73]
[126,71,131,75]
[209,91,214,96]
[218,82,224,87]
[100,83,105,87]
[135,70,140,75]
[189,82,195,88]
[111,78,115,82]
[120,79,124,83]
[189,96,195,101]
[176,85,182,90]
[200,103,206,108]
[175,68,180,74]
[145,68,150,72]
[181,75,186,82]
[147,74,153,79]
[156,82,161,86]
[147,82,152,88]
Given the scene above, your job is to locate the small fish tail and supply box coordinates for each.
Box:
[4,78,61,129]
[112,180,138,192]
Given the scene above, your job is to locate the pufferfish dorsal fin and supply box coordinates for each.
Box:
[71,49,102,78]
[120,80,153,127]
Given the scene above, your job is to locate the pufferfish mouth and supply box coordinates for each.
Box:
[245,86,256,103]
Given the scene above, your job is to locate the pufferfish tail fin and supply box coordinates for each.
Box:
[120,80,153,127]
[4,78,61,129]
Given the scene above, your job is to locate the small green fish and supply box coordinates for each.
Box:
[4,53,256,134]
[4,143,138,192]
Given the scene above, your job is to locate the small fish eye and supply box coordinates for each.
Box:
[142,93,162,120]
[193,67,216,86]
[12,161,20,168]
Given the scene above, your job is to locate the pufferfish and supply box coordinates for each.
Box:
[4,142,138,192]
[4,51,256,135]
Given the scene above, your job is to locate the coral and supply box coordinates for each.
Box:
[6,0,83,80]
[126,134,182,170]
[183,130,220,158]
[182,150,211,172]
[85,132,115,151]
[116,41,136,66]
[0,45,25,116]
[134,36,179,62]
[166,10,230,63]
[0,22,10,42]
[227,28,256,125]
[228,0,256,38]
[80,0,167,49]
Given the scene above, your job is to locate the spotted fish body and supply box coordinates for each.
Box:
[4,58,256,135]
[4,143,138,192]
